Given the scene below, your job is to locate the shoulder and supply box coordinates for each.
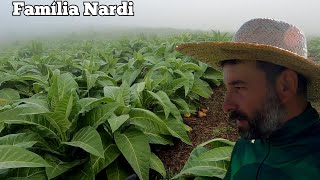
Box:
[298,120,320,149]
[300,120,320,141]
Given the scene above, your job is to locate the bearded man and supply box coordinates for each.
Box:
[176,18,320,179]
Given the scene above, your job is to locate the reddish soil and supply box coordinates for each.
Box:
[154,85,239,178]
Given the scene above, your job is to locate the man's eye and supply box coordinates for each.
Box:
[235,87,245,89]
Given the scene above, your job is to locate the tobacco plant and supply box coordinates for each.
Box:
[0,33,225,179]
[173,138,235,180]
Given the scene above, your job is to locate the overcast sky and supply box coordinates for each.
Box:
[1,0,320,42]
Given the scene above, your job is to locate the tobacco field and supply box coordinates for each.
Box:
[0,31,319,180]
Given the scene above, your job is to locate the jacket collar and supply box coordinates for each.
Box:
[268,102,320,144]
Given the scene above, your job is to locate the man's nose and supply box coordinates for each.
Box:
[223,93,237,113]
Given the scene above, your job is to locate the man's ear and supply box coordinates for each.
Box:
[275,69,299,103]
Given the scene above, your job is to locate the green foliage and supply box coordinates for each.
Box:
[308,37,320,63]
[0,145,50,169]
[0,32,226,179]
[173,138,235,180]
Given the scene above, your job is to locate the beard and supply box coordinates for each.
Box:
[228,88,286,140]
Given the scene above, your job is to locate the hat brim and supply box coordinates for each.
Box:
[175,42,320,108]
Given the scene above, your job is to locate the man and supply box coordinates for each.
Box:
[176,18,320,179]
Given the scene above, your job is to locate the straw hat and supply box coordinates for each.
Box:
[175,18,320,110]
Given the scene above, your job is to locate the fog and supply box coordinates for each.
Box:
[1,0,320,43]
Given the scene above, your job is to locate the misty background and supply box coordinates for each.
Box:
[1,0,320,44]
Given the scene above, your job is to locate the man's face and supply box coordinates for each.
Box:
[223,61,285,140]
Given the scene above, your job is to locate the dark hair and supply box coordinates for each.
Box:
[220,59,307,98]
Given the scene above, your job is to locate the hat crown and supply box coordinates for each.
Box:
[233,18,308,58]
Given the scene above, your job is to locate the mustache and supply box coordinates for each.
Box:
[228,110,249,122]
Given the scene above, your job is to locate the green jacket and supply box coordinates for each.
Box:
[224,103,320,180]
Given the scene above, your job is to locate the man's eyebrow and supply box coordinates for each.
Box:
[228,80,247,86]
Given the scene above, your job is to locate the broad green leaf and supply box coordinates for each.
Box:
[102,123,114,139]
[45,156,84,179]
[202,67,223,86]
[48,71,78,111]
[21,136,61,156]
[77,97,115,115]
[88,143,121,175]
[167,77,187,95]
[103,81,129,106]
[143,131,173,145]
[0,98,9,106]
[0,74,17,87]
[0,169,8,178]
[0,145,50,169]
[122,68,141,86]
[188,92,200,101]
[183,71,195,96]
[130,82,145,108]
[177,160,228,179]
[191,79,213,98]
[199,138,235,148]
[119,82,131,106]
[0,108,59,138]
[196,146,233,162]
[15,104,50,116]
[107,114,130,133]
[144,65,168,90]
[0,104,11,113]
[62,126,104,158]
[82,59,95,72]
[15,98,50,115]
[181,62,202,71]
[114,128,150,180]
[144,73,152,91]
[5,167,47,180]
[147,91,181,120]
[0,133,40,148]
[130,91,142,108]
[0,89,20,105]
[53,91,75,119]
[150,153,166,177]
[198,60,209,72]
[106,160,131,180]
[144,56,158,64]
[57,73,79,94]
[130,82,146,93]
[16,64,40,75]
[173,146,228,179]
[44,112,70,141]
[134,51,143,61]
[97,77,116,87]
[17,74,48,86]
[103,86,119,101]
[0,88,20,101]
[174,70,194,96]
[165,118,192,145]
[83,103,121,129]
[0,122,3,133]
[183,124,193,132]
[129,108,170,135]
[155,47,166,56]
[171,97,193,114]
[84,69,99,91]
[152,72,170,90]
[77,98,99,112]
[114,105,130,115]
